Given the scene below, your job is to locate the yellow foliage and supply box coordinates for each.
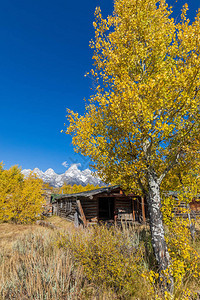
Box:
[65,0,200,191]
[57,225,154,299]
[161,194,200,298]
[64,0,200,295]
[59,183,101,194]
[0,163,45,223]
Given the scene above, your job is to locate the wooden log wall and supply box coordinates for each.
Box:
[52,192,149,225]
[115,197,133,221]
[173,199,200,219]
[190,199,200,218]
[55,198,77,221]
[80,197,98,222]
[131,196,148,223]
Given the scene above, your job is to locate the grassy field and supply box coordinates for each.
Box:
[0,217,199,300]
[0,217,85,300]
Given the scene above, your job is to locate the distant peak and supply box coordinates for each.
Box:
[68,163,81,170]
[45,168,56,175]
[21,165,103,188]
[33,167,41,171]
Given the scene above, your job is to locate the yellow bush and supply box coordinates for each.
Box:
[161,195,200,298]
[57,225,154,299]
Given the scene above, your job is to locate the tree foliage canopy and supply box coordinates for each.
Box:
[0,163,45,223]
[66,0,200,193]
[65,1,200,292]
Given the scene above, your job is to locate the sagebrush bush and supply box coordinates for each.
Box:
[57,224,154,299]
[0,229,85,300]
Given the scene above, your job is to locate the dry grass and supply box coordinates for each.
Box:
[0,218,199,299]
[0,219,152,299]
[0,223,40,253]
[0,216,75,256]
[0,228,86,300]
[45,215,76,231]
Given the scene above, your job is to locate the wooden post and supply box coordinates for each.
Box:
[141,196,146,223]
[57,201,59,216]
[132,198,135,221]
[76,200,87,227]
[114,198,117,225]
[137,196,140,222]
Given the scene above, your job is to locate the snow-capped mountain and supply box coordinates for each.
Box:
[21,164,104,187]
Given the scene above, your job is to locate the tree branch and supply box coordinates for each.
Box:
[158,152,180,185]
[137,173,148,196]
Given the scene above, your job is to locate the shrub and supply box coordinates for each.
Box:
[57,224,154,299]
[161,195,200,299]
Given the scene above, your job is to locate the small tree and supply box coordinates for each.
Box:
[0,164,45,223]
[65,0,200,293]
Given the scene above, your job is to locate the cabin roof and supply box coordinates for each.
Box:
[51,185,121,204]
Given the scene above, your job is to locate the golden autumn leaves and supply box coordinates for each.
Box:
[66,0,200,193]
[65,0,200,294]
[0,163,45,223]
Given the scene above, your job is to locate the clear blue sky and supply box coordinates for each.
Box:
[0,0,199,173]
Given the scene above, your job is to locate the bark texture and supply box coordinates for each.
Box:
[147,170,174,293]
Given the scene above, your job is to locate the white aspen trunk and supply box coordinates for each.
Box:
[187,203,195,241]
[147,170,174,293]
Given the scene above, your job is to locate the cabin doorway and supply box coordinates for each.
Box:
[98,197,115,220]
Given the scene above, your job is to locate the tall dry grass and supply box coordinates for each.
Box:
[0,228,86,300]
[0,219,199,299]
[0,223,154,299]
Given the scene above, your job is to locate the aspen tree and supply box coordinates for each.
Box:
[0,165,45,223]
[66,0,200,293]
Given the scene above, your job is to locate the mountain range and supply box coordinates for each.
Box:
[21,164,104,187]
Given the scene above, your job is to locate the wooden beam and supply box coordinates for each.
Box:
[96,194,128,198]
[132,198,135,221]
[141,197,146,223]
[137,196,140,219]
[114,198,117,224]
[77,200,87,227]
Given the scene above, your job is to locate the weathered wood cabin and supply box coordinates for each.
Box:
[189,198,200,217]
[51,186,148,227]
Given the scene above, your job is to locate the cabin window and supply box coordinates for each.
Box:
[60,201,63,209]
[98,197,114,220]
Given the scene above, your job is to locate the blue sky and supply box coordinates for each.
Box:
[0,0,199,173]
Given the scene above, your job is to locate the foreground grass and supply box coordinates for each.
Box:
[0,220,154,299]
[0,218,199,299]
[0,229,85,299]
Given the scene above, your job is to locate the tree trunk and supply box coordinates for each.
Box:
[187,203,195,241]
[147,170,174,293]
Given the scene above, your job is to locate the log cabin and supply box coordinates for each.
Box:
[50,185,148,227]
[50,186,200,227]
[164,191,200,219]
